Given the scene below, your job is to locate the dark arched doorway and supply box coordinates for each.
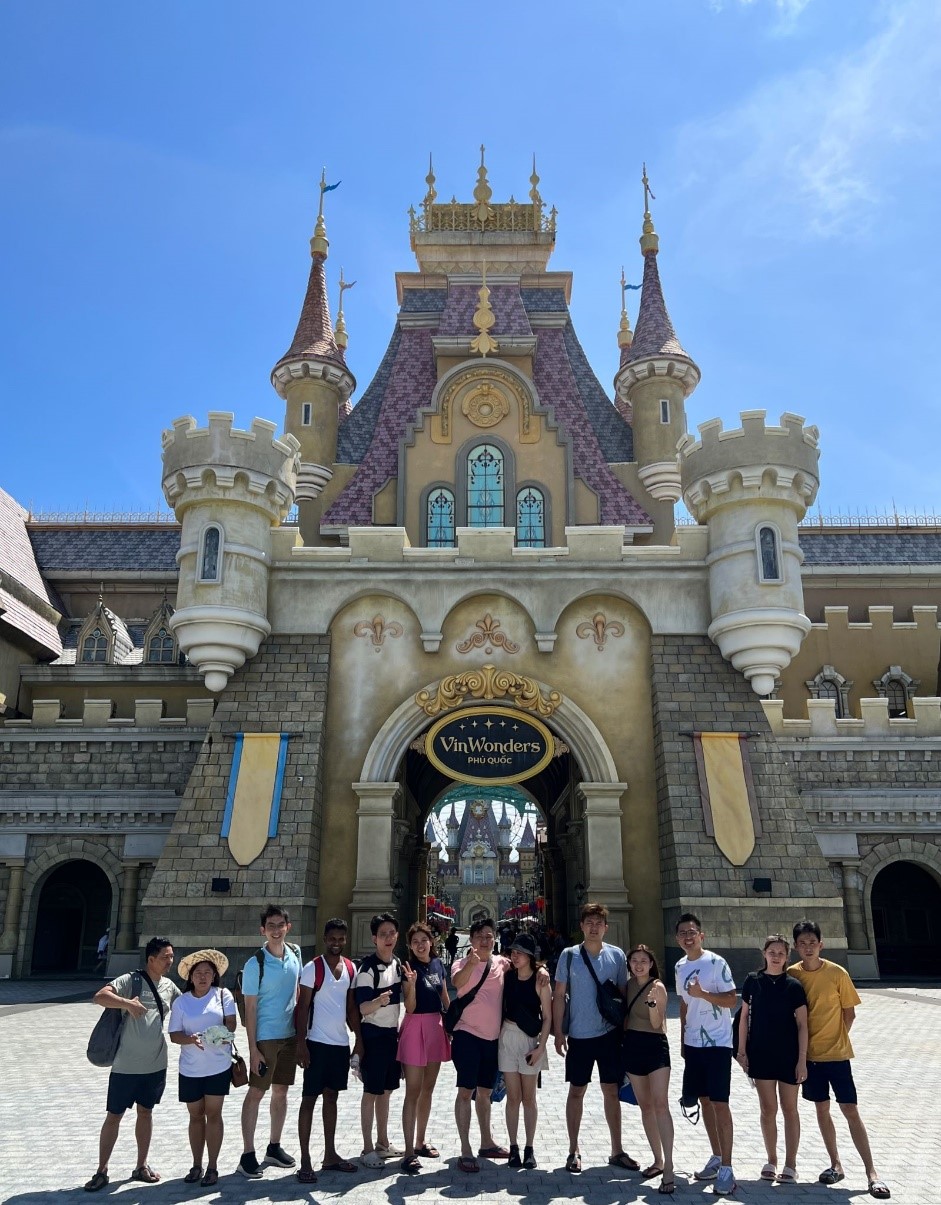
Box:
[871,861,941,977]
[31,860,112,975]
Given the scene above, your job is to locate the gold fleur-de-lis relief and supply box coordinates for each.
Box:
[353,614,404,652]
[456,613,520,656]
[576,612,625,652]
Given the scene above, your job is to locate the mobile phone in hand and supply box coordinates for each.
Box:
[257,1061,267,1077]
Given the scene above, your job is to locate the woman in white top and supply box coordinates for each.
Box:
[169,948,237,1187]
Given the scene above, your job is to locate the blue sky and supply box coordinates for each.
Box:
[2,0,939,517]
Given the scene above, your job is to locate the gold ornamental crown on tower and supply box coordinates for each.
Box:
[408,147,557,241]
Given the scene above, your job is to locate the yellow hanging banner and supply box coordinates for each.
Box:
[221,734,290,867]
[695,733,757,866]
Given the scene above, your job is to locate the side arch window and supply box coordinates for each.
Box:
[198,524,223,583]
[427,487,456,548]
[757,524,782,583]
[516,486,546,548]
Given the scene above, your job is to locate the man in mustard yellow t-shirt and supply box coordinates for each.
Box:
[788,921,889,1199]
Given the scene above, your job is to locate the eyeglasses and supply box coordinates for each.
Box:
[677,928,701,937]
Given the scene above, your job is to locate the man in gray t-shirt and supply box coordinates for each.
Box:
[84,938,180,1192]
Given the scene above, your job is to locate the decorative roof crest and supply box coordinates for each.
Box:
[640,162,659,255]
[470,260,499,358]
[335,267,355,351]
[618,266,634,350]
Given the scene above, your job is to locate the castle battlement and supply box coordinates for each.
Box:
[3,697,215,729]
[811,605,940,632]
[762,695,941,740]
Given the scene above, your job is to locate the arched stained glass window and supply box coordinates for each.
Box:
[467,444,504,527]
[427,487,456,548]
[147,627,176,664]
[199,525,222,582]
[81,627,108,663]
[758,525,781,582]
[516,487,546,548]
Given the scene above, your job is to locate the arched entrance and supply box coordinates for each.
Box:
[871,861,941,977]
[30,860,112,975]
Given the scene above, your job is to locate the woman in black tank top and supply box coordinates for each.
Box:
[497,932,552,1169]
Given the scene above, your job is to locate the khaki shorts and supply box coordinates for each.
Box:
[250,1037,297,1091]
[498,1021,547,1076]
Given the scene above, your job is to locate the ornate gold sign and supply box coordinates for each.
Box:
[424,704,554,787]
[415,664,561,718]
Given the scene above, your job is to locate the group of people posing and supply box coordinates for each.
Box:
[83,901,889,1199]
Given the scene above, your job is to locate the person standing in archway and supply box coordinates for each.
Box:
[95,930,110,976]
[84,938,180,1192]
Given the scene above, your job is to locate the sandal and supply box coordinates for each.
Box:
[184,1166,203,1184]
[478,1145,510,1159]
[415,1144,439,1159]
[778,1166,798,1183]
[868,1181,891,1199]
[131,1166,160,1184]
[458,1156,479,1174]
[761,1162,777,1181]
[819,1167,845,1185]
[321,1160,356,1173]
[642,1164,664,1179]
[659,1181,676,1195]
[296,1168,318,1184]
[201,1169,219,1187]
[565,1151,582,1173]
[84,1171,109,1192]
[401,1156,422,1175]
[608,1152,640,1171]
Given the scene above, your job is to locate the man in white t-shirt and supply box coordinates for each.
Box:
[294,918,363,1183]
[675,912,738,1195]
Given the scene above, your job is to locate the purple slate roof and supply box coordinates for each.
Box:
[273,253,347,372]
[625,250,690,363]
[0,488,62,656]
[437,284,533,337]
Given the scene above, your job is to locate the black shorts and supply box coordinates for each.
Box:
[565,1030,623,1087]
[623,1030,671,1077]
[178,1069,231,1102]
[451,1030,499,1091]
[106,1070,167,1114]
[681,1045,732,1103]
[302,1041,351,1097]
[361,1025,400,1096]
[802,1059,857,1105]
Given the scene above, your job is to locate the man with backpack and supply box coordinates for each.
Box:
[237,904,302,1179]
[294,917,363,1182]
[354,912,405,1167]
[84,937,180,1192]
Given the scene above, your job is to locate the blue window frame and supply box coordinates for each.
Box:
[516,486,546,548]
[467,444,504,527]
[427,487,456,548]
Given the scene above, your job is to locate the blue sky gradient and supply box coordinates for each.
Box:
[2,1,939,516]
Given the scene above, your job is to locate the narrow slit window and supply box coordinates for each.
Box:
[427,487,455,548]
[199,526,222,582]
[516,487,546,548]
[757,525,781,582]
[659,398,670,424]
[301,402,312,426]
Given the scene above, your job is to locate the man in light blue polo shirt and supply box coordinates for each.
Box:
[238,904,302,1179]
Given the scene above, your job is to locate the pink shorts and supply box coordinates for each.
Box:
[396,1011,452,1067]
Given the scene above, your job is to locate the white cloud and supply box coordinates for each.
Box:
[681,0,941,244]
[708,0,812,31]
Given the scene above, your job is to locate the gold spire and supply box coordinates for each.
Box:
[423,153,437,217]
[335,267,356,351]
[529,153,544,230]
[311,167,330,258]
[618,266,633,349]
[640,162,659,255]
[470,260,499,358]
[472,144,493,228]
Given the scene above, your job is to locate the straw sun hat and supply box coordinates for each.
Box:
[177,948,229,981]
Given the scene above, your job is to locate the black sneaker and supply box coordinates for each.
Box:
[508,1145,522,1169]
[523,1147,537,1169]
[238,1152,263,1179]
[265,1143,296,1169]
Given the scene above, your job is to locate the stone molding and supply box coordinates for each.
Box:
[802,789,941,832]
[615,354,701,398]
[708,607,812,698]
[169,605,271,693]
[4,697,214,729]
[763,695,941,739]
[637,460,682,503]
[270,357,355,402]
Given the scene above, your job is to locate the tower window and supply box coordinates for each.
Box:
[757,525,782,583]
[427,487,456,548]
[467,444,504,527]
[660,398,670,424]
[873,665,920,718]
[147,627,176,664]
[302,402,312,426]
[516,487,546,548]
[198,525,223,583]
[81,627,108,663]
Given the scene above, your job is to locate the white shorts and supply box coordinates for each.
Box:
[498,1021,547,1076]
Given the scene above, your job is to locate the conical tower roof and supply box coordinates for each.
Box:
[273,251,347,373]
[625,233,690,364]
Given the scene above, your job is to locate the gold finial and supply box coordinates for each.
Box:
[470,259,499,358]
[640,162,659,254]
[311,167,330,258]
[423,153,437,214]
[473,144,493,228]
[618,266,633,349]
[529,152,544,231]
[335,267,356,351]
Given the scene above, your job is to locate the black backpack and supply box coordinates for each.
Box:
[86,971,142,1067]
[234,943,302,1025]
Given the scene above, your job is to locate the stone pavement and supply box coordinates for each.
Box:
[0,983,937,1204]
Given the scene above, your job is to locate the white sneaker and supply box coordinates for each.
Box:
[360,1151,384,1169]
[714,1165,737,1195]
[695,1155,722,1181]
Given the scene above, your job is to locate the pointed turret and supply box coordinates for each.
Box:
[446,802,460,849]
[498,802,512,851]
[424,816,437,844]
[271,172,356,544]
[614,166,700,506]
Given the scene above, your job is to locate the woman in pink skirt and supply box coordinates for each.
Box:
[397,921,451,1174]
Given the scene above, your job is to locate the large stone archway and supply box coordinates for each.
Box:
[348,670,631,951]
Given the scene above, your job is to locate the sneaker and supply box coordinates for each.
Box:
[714,1166,737,1196]
[238,1152,263,1179]
[508,1145,522,1169]
[265,1144,296,1169]
[360,1150,384,1169]
[694,1155,721,1181]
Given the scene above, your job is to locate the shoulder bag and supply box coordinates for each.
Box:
[444,957,492,1036]
[579,944,626,1030]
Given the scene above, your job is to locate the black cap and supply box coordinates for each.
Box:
[510,932,537,958]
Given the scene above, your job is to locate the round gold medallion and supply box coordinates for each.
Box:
[463,382,509,428]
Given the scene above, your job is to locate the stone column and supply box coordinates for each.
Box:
[116,864,141,953]
[415,845,429,922]
[0,862,25,977]
[349,782,401,954]
[578,782,633,950]
[840,860,868,949]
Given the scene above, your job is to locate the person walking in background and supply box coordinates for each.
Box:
[444,926,459,972]
[788,921,890,1199]
[498,931,552,1169]
[84,938,180,1192]
[95,930,110,976]
[552,902,637,1175]
[238,904,302,1179]
[623,944,674,1194]
[168,949,236,1188]
[675,913,738,1196]
[355,912,405,1168]
[736,935,807,1184]
[397,921,451,1174]
[295,918,362,1183]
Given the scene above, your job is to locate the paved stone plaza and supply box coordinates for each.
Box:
[1,981,937,1203]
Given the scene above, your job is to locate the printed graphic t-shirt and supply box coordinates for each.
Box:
[675,949,736,1048]
[788,959,860,1061]
[354,954,403,1029]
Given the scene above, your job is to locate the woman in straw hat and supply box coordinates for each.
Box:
[169,949,237,1187]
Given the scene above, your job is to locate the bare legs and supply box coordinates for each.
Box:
[566,1082,623,1157]
[701,1097,733,1166]
[241,1083,288,1153]
[455,1086,497,1158]
[402,1063,441,1157]
[814,1100,881,1183]
[361,1090,392,1153]
[299,1088,343,1171]
[630,1068,674,1180]
[754,1080,800,1171]
[504,1071,538,1148]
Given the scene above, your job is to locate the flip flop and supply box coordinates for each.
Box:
[478,1146,510,1159]
[658,1181,676,1195]
[296,1168,318,1184]
[83,1171,109,1192]
[868,1181,891,1199]
[608,1152,640,1171]
[183,1166,203,1184]
[321,1160,356,1173]
[642,1165,664,1180]
[819,1167,845,1185]
[458,1156,480,1174]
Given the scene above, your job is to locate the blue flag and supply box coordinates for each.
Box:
[322,180,341,193]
